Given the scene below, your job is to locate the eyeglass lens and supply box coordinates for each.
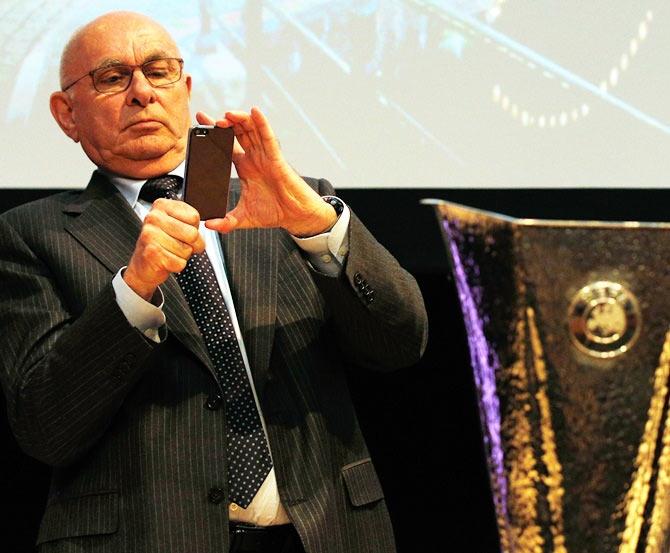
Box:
[93,59,182,93]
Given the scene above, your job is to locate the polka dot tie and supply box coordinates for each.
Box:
[140,175,273,508]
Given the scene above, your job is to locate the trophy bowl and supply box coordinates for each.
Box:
[425,199,670,553]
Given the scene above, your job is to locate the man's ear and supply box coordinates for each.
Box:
[185,74,192,98]
[49,91,80,142]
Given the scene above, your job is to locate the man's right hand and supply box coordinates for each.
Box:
[124,199,205,301]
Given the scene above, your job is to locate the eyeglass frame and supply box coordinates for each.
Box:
[61,57,184,94]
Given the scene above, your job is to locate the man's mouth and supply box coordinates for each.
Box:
[124,119,164,131]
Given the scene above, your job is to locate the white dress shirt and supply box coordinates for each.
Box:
[106,162,349,525]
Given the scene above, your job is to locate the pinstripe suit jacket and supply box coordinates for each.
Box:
[0,171,427,553]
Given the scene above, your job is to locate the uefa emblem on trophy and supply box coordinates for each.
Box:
[568,281,641,359]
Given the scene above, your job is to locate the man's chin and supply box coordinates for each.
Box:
[97,138,185,178]
[116,136,179,161]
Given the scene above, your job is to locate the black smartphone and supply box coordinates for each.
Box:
[183,125,235,220]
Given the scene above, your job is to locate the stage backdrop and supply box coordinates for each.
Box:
[1,0,668,190]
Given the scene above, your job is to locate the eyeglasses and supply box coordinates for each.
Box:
[62,57,184,94]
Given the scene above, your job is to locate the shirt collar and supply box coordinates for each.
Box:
[100,161,186,208]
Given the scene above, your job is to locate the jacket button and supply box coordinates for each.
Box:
[205,394,223,411]
[208,487,225,504]
[354,272,363,285]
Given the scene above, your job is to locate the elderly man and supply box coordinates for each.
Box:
[0,11,427,553]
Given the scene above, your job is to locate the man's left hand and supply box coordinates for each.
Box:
[195,108,337,237]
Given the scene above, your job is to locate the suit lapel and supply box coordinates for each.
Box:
[63,171,215,377]
[219,185,278,393]
[62,171,141,275]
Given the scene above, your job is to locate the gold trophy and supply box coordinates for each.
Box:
[425,200,670,553]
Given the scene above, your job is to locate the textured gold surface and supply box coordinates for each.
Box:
[504,304,543,552]
[645,367,670,553]
[500,306,568,552]
[618,331,670,553]
[527,307,567,553]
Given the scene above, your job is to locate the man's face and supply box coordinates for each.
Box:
[52,18,192,178]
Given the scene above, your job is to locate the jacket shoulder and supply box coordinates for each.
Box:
[1,190,81,233]
[0,190,83,223]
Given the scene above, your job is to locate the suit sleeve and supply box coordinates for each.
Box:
[0,215,156,467]
[308,178,428,371]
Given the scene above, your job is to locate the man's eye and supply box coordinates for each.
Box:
[97,68,130,84]
[146,69,169,78]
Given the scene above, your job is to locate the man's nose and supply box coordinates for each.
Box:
[125,68,157,106]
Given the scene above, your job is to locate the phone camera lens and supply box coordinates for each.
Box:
[195,128,208,136]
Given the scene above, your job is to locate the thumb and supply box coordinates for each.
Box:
[195,111,216,125]
[204,210,243,234]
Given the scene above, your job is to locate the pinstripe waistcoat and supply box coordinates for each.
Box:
[0,172,428,553]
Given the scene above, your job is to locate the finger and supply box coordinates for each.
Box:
[143,222,198,260]
[232,126,255,153]
[225,111,258,135]
[136,228,191,272]
[227,116,258,143]
[225,112,256,141]
[250,107,280,158]
[149,246,189,275]
[220,205,253,231]
[224,110,251,122]
[141,222,204,269]
[192,232,206,254]
[233,119,260,152]
[250,106,276,143]
[145,205,202,246]
[195,111,232,128]
[128,251,184,291]
[195,111,216,125]
[152,198,200,228]
[153,232,195,261]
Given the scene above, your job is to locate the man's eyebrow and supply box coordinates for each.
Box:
[93,52,175,70]
[143,51,175,62]
[94,58,125,69]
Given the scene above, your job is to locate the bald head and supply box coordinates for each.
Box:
[50,10,192,178]
[59,11,179,90]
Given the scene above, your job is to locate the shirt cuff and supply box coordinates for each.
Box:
[112,268,167,343]
[291,201,350,276]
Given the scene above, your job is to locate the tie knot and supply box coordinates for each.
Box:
[139,175,183,202]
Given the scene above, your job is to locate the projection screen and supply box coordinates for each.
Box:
[0,0,668,189]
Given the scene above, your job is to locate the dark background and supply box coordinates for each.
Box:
[3,187,669,553]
